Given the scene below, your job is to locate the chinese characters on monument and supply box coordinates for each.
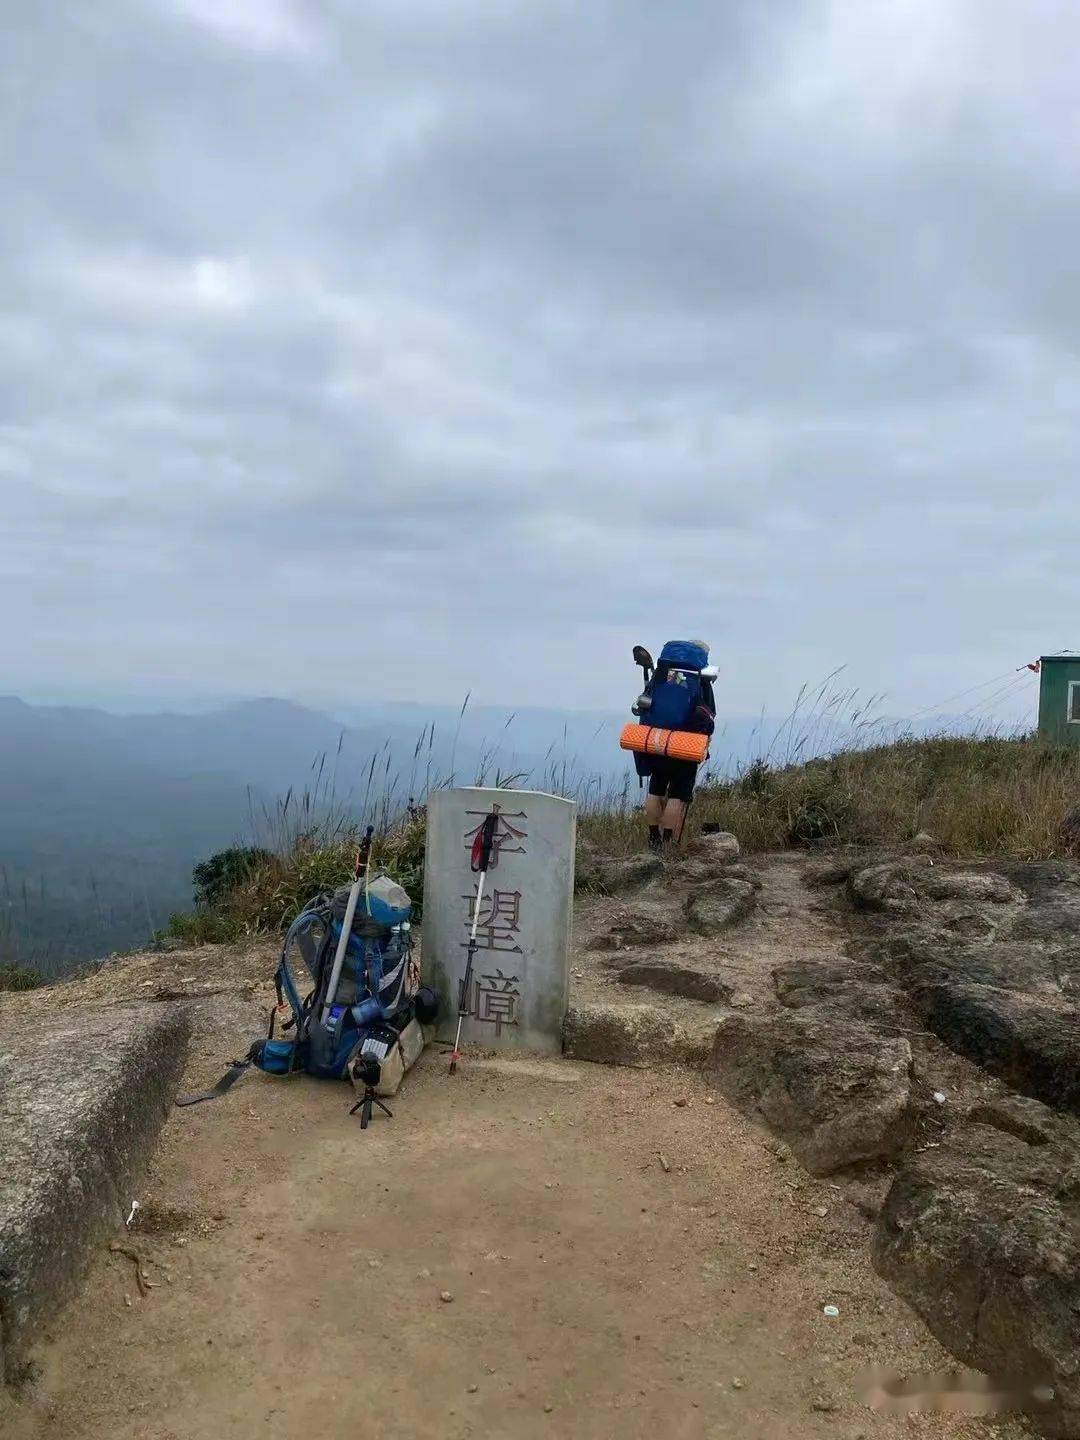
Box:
[424,788,576,1055]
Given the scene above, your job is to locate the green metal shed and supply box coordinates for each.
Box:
[1037,655,1080,746]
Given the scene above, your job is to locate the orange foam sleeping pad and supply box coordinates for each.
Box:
[619,723,709,764]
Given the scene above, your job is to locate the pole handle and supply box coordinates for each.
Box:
[471,811,498,874]
[356,824,375,879]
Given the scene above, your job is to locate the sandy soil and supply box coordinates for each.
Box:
[2,1047,1027,1440]
[0,850,1034,1439]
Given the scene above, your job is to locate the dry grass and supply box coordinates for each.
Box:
[581,733,1080,860]
[163,808,427,943]
[168,726,1080,944]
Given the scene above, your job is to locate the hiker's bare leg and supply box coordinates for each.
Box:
[661,798,688,842]
[644,791,664,825]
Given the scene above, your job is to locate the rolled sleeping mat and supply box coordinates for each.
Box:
[619,723,709,764]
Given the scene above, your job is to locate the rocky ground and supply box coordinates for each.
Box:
[1,832,1077,1436]
[568,834,1080,1436]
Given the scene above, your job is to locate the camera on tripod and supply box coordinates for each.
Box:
[348,1052,393,1130]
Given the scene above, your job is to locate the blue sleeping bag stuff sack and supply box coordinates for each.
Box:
[659,640,709,671]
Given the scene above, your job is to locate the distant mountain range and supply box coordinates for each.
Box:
[0,693,633,976]
[0,693,1010,976]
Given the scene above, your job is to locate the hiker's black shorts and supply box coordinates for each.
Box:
[648,758,698,804]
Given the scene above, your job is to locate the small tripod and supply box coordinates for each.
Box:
[349,1055,392,1130]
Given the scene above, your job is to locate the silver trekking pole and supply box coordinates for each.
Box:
[321,825,374,1025]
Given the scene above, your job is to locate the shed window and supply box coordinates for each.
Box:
[1070,681,1080,724]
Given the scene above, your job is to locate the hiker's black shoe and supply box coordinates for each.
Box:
[648,825,663,852]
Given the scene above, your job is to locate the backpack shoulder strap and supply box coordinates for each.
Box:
[175,1042,261,1107]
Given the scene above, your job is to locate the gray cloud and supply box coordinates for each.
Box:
[0,0,1073,724]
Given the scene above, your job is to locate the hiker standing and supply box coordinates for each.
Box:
[631,640,716,850]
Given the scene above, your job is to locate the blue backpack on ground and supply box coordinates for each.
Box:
[266,874,415,1079]
[177,872,438,1108]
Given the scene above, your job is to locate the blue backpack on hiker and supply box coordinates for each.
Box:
[643,640,710,729]
[626,639,714,784]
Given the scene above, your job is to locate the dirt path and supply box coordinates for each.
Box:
[1,854,1031,1440]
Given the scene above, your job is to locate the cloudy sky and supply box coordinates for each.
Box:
[2,0,1073,725]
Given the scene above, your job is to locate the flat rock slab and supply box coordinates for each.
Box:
[873,1124,1080,1437]
[967,1093,1068,1148]
[675,859,760,888]
[0,1003,191,1381]
[684,879,757,935]
[575,849,663,895]
[1012,888,1080,941]
[563,1001,717,1068]
[772,957,891,1008]
[612,958,734,1005]
[710,1011,915,1175]
[914,978,1080,1114]
[588,899,685,951]
[882,937,1080,1114]
[771,957,907,1029]
[850,860,1020,913]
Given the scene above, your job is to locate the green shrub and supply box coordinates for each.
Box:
[192,847,274,907]
[167,810,431,943]
[787,773,856,844]
[0,962,40,992]
[740,757,774,796]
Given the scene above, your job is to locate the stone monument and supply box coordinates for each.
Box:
[423,787,576,1055]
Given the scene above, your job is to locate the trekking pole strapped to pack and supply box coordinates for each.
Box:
[449,811,499,1075]
[322,826,374,1025]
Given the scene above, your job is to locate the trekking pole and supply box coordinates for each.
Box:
[321,825,374,1025]
[632,644,654,688]
[631,645,655,788]
[449,811,498,1075]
